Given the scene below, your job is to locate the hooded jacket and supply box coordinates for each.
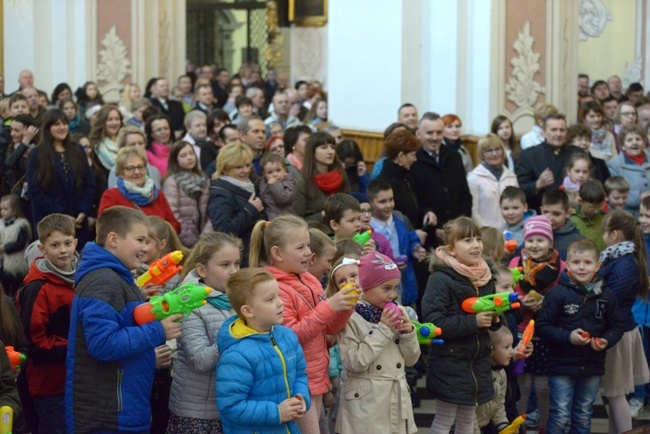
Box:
[553,219,584,261]
[216,315,311,434]
[266,266,353,396]
[537,271,624,377]
[65,242,166,434]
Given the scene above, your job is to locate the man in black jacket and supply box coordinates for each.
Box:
[516,113,584,211]
[410,112,472,248]
[149,78,185,139]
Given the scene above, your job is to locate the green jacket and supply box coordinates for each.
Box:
[570,208,606,252]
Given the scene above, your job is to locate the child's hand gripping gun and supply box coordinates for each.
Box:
[352,230,372,246]
[5,346,25,371]
[498,415,526,434]
[516,320,534,359]
[462,292,521,316]
[412,322,443,345]
[0,405,12,434]
[510,266,524,285]
[503,230,517,254]
[133,282,212,325]
[137,250,184,288]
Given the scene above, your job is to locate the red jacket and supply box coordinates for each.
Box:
[16,261,74,396]
[98,187,181,233]
[266,266,353,395]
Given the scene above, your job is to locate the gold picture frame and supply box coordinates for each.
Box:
[289,0,328,27]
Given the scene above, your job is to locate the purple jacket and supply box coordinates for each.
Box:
[372,231,395,261]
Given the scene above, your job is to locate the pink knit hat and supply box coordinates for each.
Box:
[523,215,553,244]
[359,252,402,291]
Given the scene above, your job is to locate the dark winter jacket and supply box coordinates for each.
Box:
[553,220,584,261]
[598,252,642,332]
[375,159,419,228]
[537,271,624,377]
[421,266,496,406]
[515,142,584,211]
[410,146,472,230]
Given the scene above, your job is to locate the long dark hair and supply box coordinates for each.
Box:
[88,104,123,146]
[51,83,73,106]
[602,209,649,300]
[145,114,173,151]
[491,115,521,160]
[34,109,87,192]
[302,132,349,198]
[164,140,205,181]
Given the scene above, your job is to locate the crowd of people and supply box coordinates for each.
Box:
[1,63,650,434]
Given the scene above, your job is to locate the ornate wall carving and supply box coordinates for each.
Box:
[291,26,327,83]
[97,25,132,102]
[505,20,545,109]
[579,0,612,41]
[624,55,643,88]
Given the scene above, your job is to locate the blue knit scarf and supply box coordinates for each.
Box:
[116,177,158,207]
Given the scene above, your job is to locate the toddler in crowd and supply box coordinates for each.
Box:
[167,232,241,434]
[603,176,631,213]
[423,217,498,434]
[249,215,358,434]
[258,152,295,220]
[540,189,584,261]
[510,215,565,432]
[336,252,420,434]
[561,153,592,209]
[570,179,607,251]
[216,268,310,433]
[599,210,650,433]
[538,239,624,434]
[0,194,31,296]
[500,186,534,252]
[66,206,182,434]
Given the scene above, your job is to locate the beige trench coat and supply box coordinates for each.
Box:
[336,309,420,434]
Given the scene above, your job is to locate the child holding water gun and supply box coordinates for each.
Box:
[598,210,650,433]
[249,215,359,434]
[167,232,241,434]
[336,252,420,434]
[422,217,498,434]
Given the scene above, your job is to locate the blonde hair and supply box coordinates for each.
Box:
[326,254,360,298]
[477,133,505,164]
[214,142,253,179]
[249,215,309,267]
[309,228,335,257]
[181,232,243,281]
[226,267,276,317]
[117,126,146,149]
[480,226,505,263]
[115,146,147,177]
[146,216,189,260]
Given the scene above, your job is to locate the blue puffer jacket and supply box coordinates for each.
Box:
[216,315,311,434]
[537,271,624,377]
[598,251,642,332]
[65,242,166,434]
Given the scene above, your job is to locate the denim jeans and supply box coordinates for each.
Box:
[633,325,650,402]
[547,375,601,434]
[33,394,66,434]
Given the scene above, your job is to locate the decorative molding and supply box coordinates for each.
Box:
[623,55,643,88]
[97,26,131,103]
[504,21,545,109]
[158,8,171,79]
[578,0,612,42]
[291,27,327,83]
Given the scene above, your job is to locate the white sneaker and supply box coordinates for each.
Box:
[629,398,644,418]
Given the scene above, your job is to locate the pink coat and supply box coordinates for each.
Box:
[266,266,353,396]
[162,175,210,247]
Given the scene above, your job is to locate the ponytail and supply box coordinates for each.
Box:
[603,209,649,300]
[248,216,309,268]
[249,220,269,267]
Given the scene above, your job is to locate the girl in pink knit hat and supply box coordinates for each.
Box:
[509,214,566,432]
[335,252,420,434]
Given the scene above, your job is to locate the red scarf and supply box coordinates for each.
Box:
[626,151,646,166]
[314,169,343,195]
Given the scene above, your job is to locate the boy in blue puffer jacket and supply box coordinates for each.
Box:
[216,268,310,434]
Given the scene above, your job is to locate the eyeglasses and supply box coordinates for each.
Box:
[360,210,372,215]
[124,164,146,173]
[483,148,503,155]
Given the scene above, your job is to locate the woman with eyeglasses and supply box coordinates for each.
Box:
[466,133,519,228]
[98,146,180,233]
[26,109,95,249]
[613,101,638,151]
[145,114,174,177]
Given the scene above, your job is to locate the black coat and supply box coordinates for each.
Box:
[422,266,496,406]
[207,178,265,266]
[150,98,185,135]
[537,272,624,377]
[410,146,472,229]
[375,159,419,227]
[515,142,584,211]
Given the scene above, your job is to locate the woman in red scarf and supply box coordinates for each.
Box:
[294,132,349,219]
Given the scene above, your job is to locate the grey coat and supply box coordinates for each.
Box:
[168,270,234,420]
[258,172,296,220]
[607,149,650,211]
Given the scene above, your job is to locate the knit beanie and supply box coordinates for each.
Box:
[359,252,401,291]
[523,215,553,244]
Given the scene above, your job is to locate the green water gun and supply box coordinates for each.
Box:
[413,321,443,345]
[510,266,524,285]
[353,230,372,245]
[462,292,521,316]
[133,282,211,325]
